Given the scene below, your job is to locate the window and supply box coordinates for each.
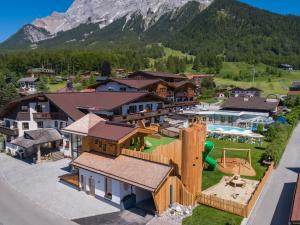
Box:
[128,105,137,114]
[37,121,44,128]
[22,123,29,130]
[54,121,58,128]
[146,104,153,111]
[157,103,163,109]
[95,139,99,145]
[21,105,28,112]
[120,87,126,92]
[139,105,144,112]
[13,122,18,129]
[60,122,65,128]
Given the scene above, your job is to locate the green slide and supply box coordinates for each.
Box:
[203,141,217,171]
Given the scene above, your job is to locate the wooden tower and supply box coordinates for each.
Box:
[181,123,206,194]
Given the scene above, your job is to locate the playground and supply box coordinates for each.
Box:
[202,175,259,204]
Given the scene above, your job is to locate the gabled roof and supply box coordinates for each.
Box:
[18,77,39,82]
[88,121,137,142]
[11,129,62,149]
[168,81,195,89]
[45,92,167,120]
[222,97,279,112]
[128,71,186,80]
[72,152,172,192]
[113,79,166,89]
[230,87,262,92]
[246,87,262,92]
[62,113,106,136]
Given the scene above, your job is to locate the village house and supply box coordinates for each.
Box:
[92,78,196,105]
[0,92,169,159]
[27,68,55,77]
[279,64,293,71]
[230,87,262,98]
[18,77,39,94]
[186,74,214,87]
[288,81,300,96]
[221,97,279,115]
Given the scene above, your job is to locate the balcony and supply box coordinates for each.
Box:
[0,123,18,136]
[33,112,67,121]
[112,108,171,122]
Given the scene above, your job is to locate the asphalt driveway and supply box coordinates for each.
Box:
[0,154,120,220]
[74,208,153,225]
[247,123,300,225]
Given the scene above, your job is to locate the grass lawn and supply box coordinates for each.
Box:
[216,62,300,96]
[202,138,268,190]
[143,136,176,153]
[183,204,243,225]
[129,136,176,153]
[47,81,66,92]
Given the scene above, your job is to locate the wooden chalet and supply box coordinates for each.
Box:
[61,113,207,215]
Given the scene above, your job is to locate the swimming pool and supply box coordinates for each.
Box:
[207,124,252,134]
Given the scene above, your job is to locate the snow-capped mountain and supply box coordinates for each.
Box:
[33,0,213,35]
[0,0,213,50]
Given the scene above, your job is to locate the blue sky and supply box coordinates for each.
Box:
[0,0,300,43]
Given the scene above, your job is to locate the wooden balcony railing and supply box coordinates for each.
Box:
[33,112,67,121]
[112,108,171,122]
[0,123,18,136]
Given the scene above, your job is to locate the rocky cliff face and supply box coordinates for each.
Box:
[32,0,213,35]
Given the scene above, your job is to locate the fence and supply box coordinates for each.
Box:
[246,163,274,215]
[197,163,274,217]
[121,139,183,175]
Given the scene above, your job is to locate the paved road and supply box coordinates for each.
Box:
[0,178,76,225]
[247,124,300,225]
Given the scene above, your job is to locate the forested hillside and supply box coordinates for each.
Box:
[166,0,300,68]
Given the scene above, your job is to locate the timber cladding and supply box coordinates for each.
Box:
[153,176,195,215]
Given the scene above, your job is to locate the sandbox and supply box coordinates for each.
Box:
[202,176,259,204]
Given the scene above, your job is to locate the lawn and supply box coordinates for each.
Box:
[216,62,300,96]
[183,204,243,225]
[129,136,176,153]
[143,136,176,153]
[47,81,66,92]
[202,138,268,190]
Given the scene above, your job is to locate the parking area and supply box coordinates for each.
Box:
[0,153,120,220]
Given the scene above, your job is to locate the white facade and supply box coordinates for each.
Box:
[79,168,152,207]
[96,82,144,92]
[19,81,38,94]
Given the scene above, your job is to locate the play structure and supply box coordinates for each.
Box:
[217,148,256,177]
[203,141,217,170]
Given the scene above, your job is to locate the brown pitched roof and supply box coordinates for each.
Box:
[88,121,137,142]
[128,71,185,80]
[222,97,279,112]
[45,92,163,120]
[112,79,165,89]
[291,174,300,223]
[11,128,62,149]
[72,152,172,192]
[168,81,195,89]
[289,91,300,96]
[62,113,106,136]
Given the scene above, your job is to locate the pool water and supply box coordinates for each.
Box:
[208,124,251,134]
